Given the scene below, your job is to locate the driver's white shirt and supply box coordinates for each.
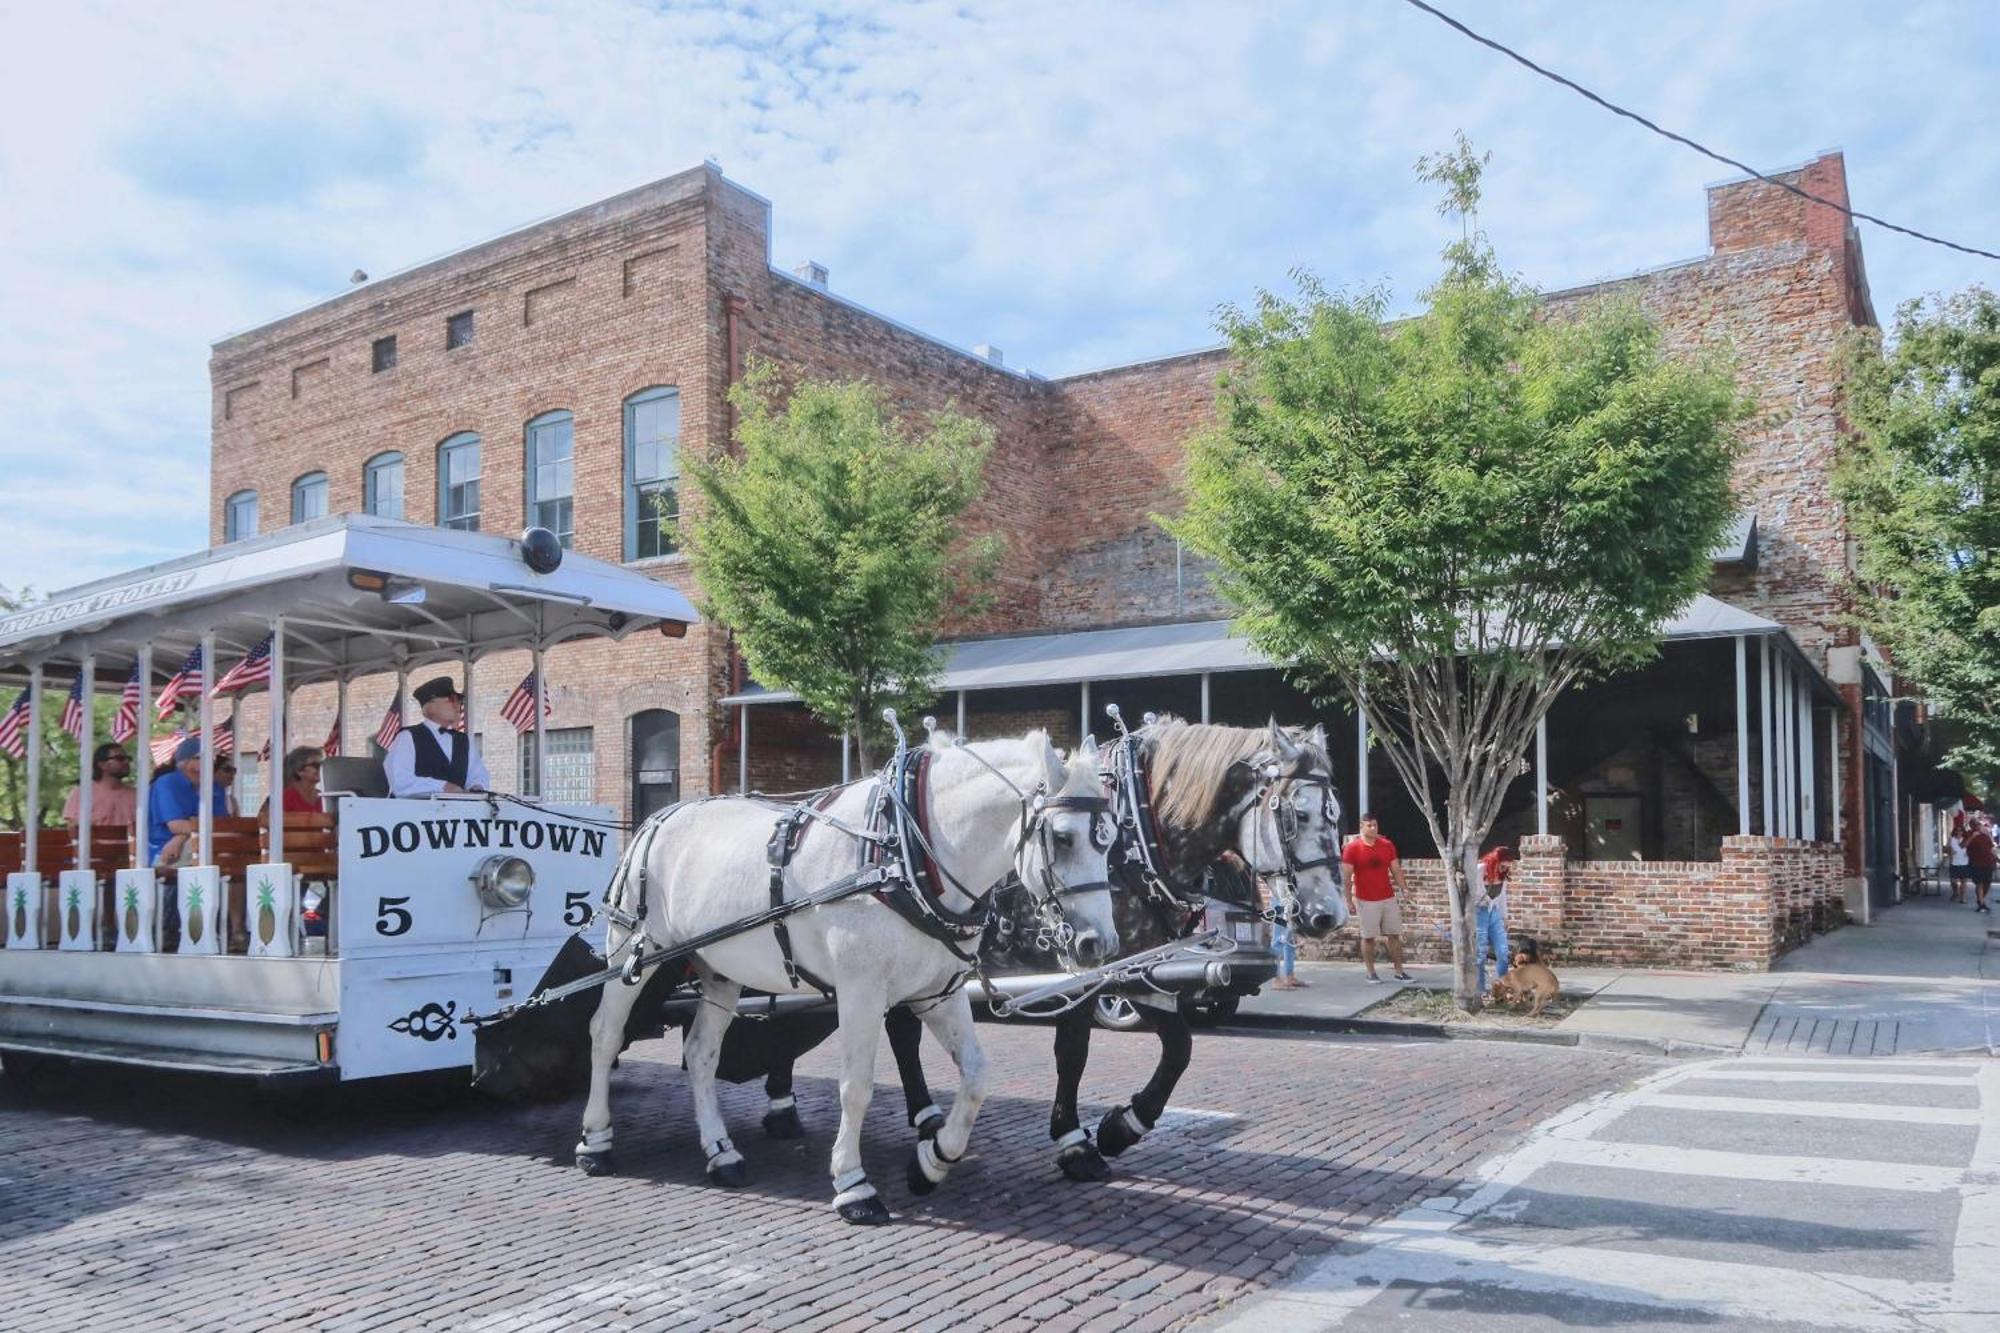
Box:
[385,720,490,797]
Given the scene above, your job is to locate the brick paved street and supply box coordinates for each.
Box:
[0,1026,1656,1331]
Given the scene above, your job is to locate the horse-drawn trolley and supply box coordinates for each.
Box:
[0,515,696,1086]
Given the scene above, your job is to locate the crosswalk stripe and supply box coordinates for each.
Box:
[1637,1092,1981,1124]
[1540,1136,1968,1192]
[1680,1070,1975,1087]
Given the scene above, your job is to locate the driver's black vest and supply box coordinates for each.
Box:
[407,724,470,787]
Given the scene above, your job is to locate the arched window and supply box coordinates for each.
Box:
[624,387,681,560]
[290,471,329,524]
[437,432,481,531]
[224,490,258,543]
[363,451,405,520]
[525,410,574,548]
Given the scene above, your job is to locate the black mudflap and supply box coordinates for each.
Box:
[713,1009,840,1085]
[471,936,691,1102]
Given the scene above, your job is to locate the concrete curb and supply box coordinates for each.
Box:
[1220,1011,1744,1057]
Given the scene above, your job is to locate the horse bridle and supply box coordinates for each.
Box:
[1243,767,1340,924]
[900,722,1114,958]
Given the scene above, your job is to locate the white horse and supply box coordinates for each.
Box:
[576,729,1118,1223]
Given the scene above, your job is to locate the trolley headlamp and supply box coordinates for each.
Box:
[471,854,536,911]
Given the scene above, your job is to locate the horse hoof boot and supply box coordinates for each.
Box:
[907,1150,939,1197]
[1058,1143,1111,1182]
[762,1105,804,1139]
[911,1104,944,1143]
[1097,1104,1147,1158]
[837,1194,893,1225]
[575,1150,615,1177]
[708,1158,748,1188]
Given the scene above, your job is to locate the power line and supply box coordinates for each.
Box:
[1399,0,2000,263]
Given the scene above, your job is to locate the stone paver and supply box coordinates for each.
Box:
[0,1026,1653,1330]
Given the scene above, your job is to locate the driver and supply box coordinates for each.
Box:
[384,676,489,797]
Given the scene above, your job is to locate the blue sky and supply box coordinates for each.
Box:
[0,0,1995,596]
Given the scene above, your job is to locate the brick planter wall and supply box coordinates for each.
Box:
[1300,833,1846,971]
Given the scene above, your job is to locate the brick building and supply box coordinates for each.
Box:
[208,152,1898,969]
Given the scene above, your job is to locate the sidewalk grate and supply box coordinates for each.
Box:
[1750,1012,1902,1055]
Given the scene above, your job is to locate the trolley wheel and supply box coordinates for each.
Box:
[1092,995,1145,1032]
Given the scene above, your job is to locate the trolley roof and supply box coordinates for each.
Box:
[0,515,699,686]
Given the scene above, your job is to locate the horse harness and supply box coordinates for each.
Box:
[763,742,1112,993]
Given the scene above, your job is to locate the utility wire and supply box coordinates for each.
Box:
[1400,0,2000,263]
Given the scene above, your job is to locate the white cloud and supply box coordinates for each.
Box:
[0,0,1994,594]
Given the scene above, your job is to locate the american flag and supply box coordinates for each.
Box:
[212,635,273,696]
[60,677,87,741]
[500,672,548,733]
[113,665,142,743]
[155,645,204,719]
[324,716,342,757]
[0,690,30,759]
[257,734,272,764]
[375,694,405,749]
[212,717,235,756]
[150,728,188,767]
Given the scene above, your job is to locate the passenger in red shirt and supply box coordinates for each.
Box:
[1341,813,1412,983]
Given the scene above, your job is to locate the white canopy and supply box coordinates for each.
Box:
[0,515,699,686]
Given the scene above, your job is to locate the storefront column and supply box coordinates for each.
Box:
[1535,712,1550,836]
[1080,681,1091,743]
[1760,636,1774,836]
[1800,683,1817,842]
[1735,636,1751,835]
[1199,672,1211,724]
[955,690,966,738]
[1355,707,1370,819]
[737,704,749,795]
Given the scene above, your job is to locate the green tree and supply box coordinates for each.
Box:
[1839,288,2000,788]
[1171,138,1745,1008]
[688,367,997,769]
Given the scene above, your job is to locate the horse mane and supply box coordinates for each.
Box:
[1144,715,1331,832]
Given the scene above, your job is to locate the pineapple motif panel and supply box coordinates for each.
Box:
[5,872,42,950]
[177,866,222,957]
[56,870,98,951]
[246,863,297,958]
[114,869,158,953]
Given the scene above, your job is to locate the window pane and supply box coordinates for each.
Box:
[292,474,328,523]
[527,415,574,547]
[519,726,594,804]
[625,390,680,560]
[225,491,258,543]
[439,436,481,530]
[365,454,405,520]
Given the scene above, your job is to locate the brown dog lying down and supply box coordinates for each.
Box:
[1491,958,1561,1017]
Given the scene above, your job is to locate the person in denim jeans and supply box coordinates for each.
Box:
[1476,845,1518,994]
[1263,878,1305,989]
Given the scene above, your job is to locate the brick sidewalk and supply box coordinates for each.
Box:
[0,1027,1656,1331]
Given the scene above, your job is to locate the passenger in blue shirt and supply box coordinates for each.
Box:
[148,737,230,865]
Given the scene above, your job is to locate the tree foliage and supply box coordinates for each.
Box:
[1839,288,2000,789]
[688,368,997,768]
[1170,139,1746,1007]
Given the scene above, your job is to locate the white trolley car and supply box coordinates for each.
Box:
[0,516,696,1086]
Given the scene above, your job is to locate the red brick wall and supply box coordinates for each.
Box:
[1300,833,1846,970]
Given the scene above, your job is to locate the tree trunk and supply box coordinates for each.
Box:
[851,698,872,774]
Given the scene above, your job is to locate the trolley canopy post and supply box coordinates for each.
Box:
[77,653,95,871]
[269,617,285,868]
[134,644,152,869]
[197,632,215,866]
[24,664,40,876]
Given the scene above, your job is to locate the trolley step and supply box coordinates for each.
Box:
[0,1036,337,1086]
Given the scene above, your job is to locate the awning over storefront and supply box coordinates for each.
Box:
[721,593,1816,705]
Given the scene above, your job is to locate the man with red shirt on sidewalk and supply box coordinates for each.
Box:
[1342,813,1414,984]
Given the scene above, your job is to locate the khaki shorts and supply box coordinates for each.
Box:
[1356,897,1403,940]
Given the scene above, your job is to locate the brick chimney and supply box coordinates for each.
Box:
[1707,151,1874,325]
